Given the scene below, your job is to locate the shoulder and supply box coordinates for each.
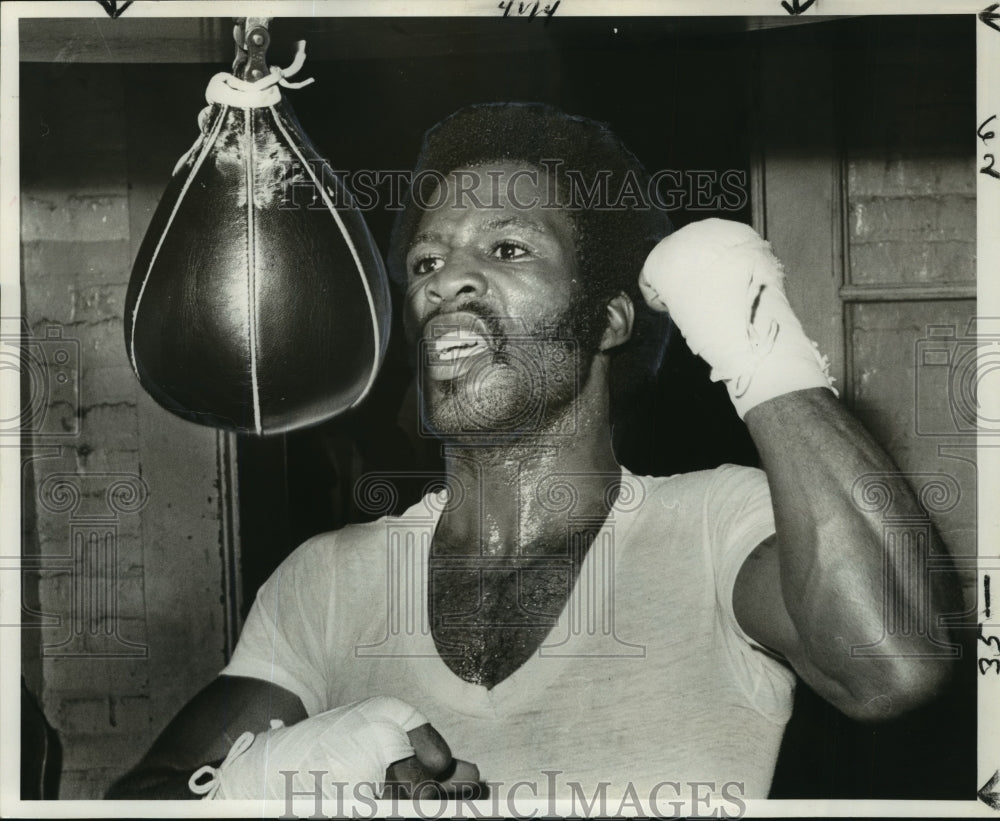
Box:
[627,464,770,511]
[272,494,441,584]
[277,515,398,576]
[623,465,774,564]
[704,463,772,509]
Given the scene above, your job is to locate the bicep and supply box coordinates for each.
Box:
[141,675,308,771]
[732,535,799,662]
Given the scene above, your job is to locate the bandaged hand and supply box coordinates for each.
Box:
[639,218,837,419]
[188,695,447,801]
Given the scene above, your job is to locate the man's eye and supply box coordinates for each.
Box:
[411,256,443,276]
[491,241,529,261]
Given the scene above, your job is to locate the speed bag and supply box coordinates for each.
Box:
[124,76,391,436]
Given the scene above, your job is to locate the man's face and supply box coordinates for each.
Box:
[403,163,589,439]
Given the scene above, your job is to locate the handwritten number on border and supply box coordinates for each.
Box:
[498,1,560,20]
[979,6,1000,176]
[979,115,997,143]
[980,116,1000,179]
[980,614,1000,674]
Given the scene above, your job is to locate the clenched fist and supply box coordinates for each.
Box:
[189,695,478,801]
[639,218,836,418]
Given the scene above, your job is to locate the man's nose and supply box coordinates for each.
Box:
[423,253,488,305]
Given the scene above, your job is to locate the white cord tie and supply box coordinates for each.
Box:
[188,719,286,800]
[205,40,315,108]
[172,40,315,174]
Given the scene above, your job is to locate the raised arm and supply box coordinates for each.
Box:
[736,388,961,720]
[639,219,962,721]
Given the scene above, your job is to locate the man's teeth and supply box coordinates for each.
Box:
[433,330,489,362]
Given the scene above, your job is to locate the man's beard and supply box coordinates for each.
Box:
[418,293,604,441]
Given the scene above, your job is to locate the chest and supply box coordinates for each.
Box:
[429,543,590,689]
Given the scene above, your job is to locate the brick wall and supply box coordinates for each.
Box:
[843,18,976,288]
[20,63,229,799]
[840,17,977,596]
[848,158,975,285]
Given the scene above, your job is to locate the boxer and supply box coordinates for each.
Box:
[108,103,960,803]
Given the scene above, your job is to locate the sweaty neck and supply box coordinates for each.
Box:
[434,374,622,561]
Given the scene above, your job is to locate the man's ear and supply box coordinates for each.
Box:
[599,292,635,352]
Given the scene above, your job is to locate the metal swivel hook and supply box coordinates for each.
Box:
[232,16,272,81]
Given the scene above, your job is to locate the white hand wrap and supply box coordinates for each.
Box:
[639,218,837,419]
[188,695,427,801]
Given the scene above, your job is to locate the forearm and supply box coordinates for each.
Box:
[105,762,210,799]
[103,675,310,799]
[745,387,961,714]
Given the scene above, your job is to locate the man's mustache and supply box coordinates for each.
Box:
[422,299,508,352]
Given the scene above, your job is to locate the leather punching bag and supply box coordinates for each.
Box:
[125,28,391,436]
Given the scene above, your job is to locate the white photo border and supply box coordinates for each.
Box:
[1,0,995,817]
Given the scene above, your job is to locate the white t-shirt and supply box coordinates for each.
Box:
[223,465,795,800]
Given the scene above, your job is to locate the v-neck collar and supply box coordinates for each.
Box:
[398,468,645,718]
